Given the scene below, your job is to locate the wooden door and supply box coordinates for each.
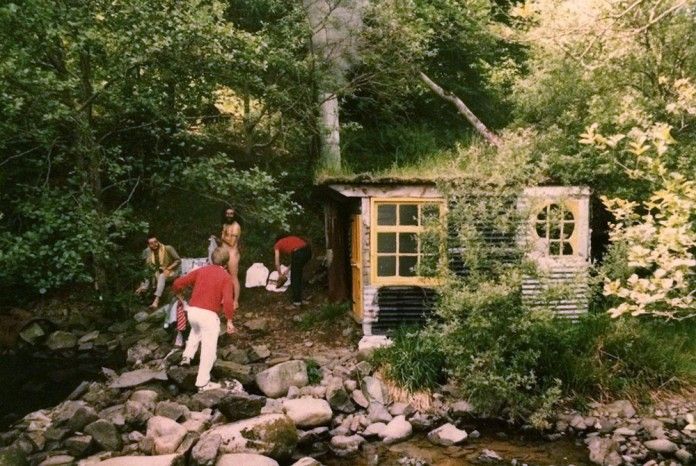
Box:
[350,214,363,321]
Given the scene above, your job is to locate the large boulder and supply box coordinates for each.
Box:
[644,439,678,454]
[167,366,199,391]
[325,379,355,414]
[360,377,387,404]
[146,416,188,455]
[198,414,298,461]
[255,361,308,398]
[45,331,77,351]
[282,399,332,428]
[587,437,621,466]
[218,394,267,422]
[380,415,412,444]
[427,423,467,446]
[216,454,279,466]
[83,419,122,451]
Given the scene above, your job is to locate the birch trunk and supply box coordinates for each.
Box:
[319,92,341,171]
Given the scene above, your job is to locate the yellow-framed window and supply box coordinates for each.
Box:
[370,198,445,286]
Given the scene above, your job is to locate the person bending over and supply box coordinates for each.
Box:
[172,246,236,391]
[274,234,312,306]
[136,234,181,309]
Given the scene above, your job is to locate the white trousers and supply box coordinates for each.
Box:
[182,306,220,387]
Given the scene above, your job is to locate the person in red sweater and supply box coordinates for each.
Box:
[274,234,312,306]
[172,247,236,391]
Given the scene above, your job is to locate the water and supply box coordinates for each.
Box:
[321,429,590,465]
[0,349,124,429]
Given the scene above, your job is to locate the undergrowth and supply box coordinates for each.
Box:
[294,302,349,331]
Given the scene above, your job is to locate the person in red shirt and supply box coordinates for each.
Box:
[172,247,236,391]
[274,235,312,306]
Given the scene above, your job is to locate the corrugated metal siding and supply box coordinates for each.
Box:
[521,265,590,319]
[371,286,438,335]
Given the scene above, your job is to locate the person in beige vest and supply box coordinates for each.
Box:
[220,207,241,309]
[135,233,181,309]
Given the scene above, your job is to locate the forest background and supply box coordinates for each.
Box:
[1,0,695,420]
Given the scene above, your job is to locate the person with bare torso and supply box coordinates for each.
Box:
[220,207,241,309]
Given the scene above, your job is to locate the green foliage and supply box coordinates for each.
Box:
[305,359,322,386]
[372,327,446,392]
[294,302,349,331]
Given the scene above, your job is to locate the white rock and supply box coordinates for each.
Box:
[330,434,364,457]
[255,360,308,398]
[290,457,323,466]
[362,422,387,437]
[380,415,412,444]
[644,438,678,453]
[145,416,187,455]
[427,423,468,446]
[283,398,333,428]
[89,454,180,466]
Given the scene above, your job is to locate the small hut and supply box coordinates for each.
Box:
[321,177,591,336]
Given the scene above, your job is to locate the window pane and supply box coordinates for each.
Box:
[563,209,574,221]
[562,242,574,255]
[536,206,548,221]
[399,256,418,276]
[377,233,396,253]
[421,204,440,223]
[377,256,396,276]
[399,204,418,225]
[562,222,575,239]
[399,233,418,253]
[535,222,547,238]
[377,204,396,225]
[549,241,561,255]
[549,223,561,240]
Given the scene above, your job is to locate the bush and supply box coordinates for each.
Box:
[305,359,322,385]
[372,326,446,392]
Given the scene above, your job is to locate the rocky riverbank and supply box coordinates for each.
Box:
[0,307,694,465]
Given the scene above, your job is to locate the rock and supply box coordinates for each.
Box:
[427,423,467,446]
[614,427,636,436]
[220,346,250,365]
[126,339,159,365]
[450,400,475,417]
[282,399,333,428]
[212,361,253,385]
[290,458,322,466]
[198,414,298,461]
[381,415,412,444]
[130,390,159,406]
[244,318,268,332]
[91,454,181,466]
[641,418,665,439]
[388,402,413,417]
[367,402,392,424]
[351,390,368,409]
[570,415,587,430]
[643,439,678,454]
[64,435,93,457]
[326,380,355,414]
[155,402,190,422]
[409,413,435,431]
[587,437,621,466]
[78,330,100,344]
[675,448,693,463]
[360,377,386,404]
[98,405,126,428]
[52,401,98,432]
[297,426,330,447]
[191,432,221,465]
[167,366,199,391]
[46,331,77,350]
[479,449,503,462]
[357,335,391,360]
[38,456,74,466]
[330,434,364,457]
[362,422,387,438]
[84,419,122,451]
[146,416,188,455]
[175,431,199,456]
[110,369,168,389]
[286,386,301,399]
[249,345,271,362]
[218,394,266,422]
[216,454,279,466]
[607,400,636,419]
[255,360,308,398]
[133,311,150,323]
[19,322,46,345]
[125,400,153,425]
[44,426,70,441]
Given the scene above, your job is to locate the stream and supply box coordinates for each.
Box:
[0,349,591,465]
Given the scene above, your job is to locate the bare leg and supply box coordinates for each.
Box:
[227,249,241,308]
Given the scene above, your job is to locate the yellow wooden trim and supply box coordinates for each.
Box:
[350,214,363,322]
[370,198,446,287]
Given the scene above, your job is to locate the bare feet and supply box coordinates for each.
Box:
[149,297,160,309]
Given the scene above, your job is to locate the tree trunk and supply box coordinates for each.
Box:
[418,71,502,148]
[318,92,341,171]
